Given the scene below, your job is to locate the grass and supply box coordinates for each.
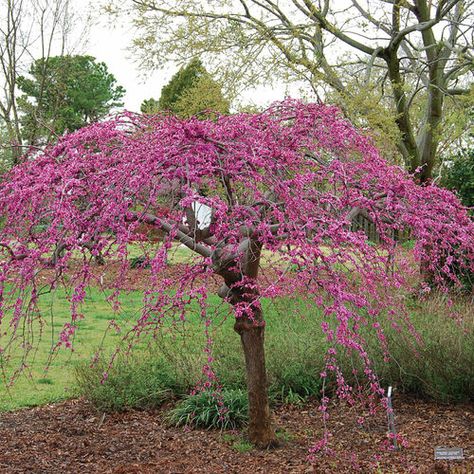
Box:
[75,293,474,416]
[0,286,143,411]
[222,434,254,453]
[231,439,254,453]
[74,296,330,415]
[377,296,474,401]
[79,294,473,417]
[276,428,296,443]
[167,389,249,430]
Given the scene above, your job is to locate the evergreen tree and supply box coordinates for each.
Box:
[141,59,229,118]
[140,98,160,114]
[17,55,125,144]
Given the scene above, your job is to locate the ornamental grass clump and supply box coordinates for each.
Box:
[168,389,248,430]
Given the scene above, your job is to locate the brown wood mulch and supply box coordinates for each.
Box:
[0,396,472,474]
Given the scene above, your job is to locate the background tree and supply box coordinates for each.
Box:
[141,58,230,118]
[158,58,206,112]
[441,94,473,207]
[0,120,14,172]
[0,0,89,163]
[441,149,474,209]
[140,97,160,114]
[327,76,404,164]
[174,73,230,118]
[125,0,474,182]
[1,101,473,447]
[17,55,125,144]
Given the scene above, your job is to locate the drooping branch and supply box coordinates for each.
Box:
[0,242,27,261]
[127,211,212,258]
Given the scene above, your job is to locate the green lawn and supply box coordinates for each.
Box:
[0,286,146,411]
[0,242,197,411]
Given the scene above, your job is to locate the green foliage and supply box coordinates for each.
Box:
[76,296,473,415]
[3,283,473,414]
[37,378,54,385]
[231,438,254,453]
[75,353,183,412]
[129,254,151,269]
[400,239,416,250]
[441,149,474,209]
[140,98,160,114]
[0,122,14,173]
[141,58,230,118]
[329,79,403,164]
[454,264,473,294]
[158,58,206,112]
[276,428,296,443]
[174,73,230,119]
[221,434,254,452]
[265,323,324,401]
[357,296,474,402]
[17,55,125,143]
[167,389,248,430]
[440,150,474,292]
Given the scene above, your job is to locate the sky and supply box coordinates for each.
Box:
[84,7,285,113]
[85,18,170,112]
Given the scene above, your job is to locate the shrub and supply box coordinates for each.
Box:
[129,255,151,269]
[167,389,248,430]
[441,149,474,210]
[75,353,187,412]
[382,298,474,402]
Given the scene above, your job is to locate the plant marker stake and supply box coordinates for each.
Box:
[387,386,398,450]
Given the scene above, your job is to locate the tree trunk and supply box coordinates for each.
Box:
[213,238,277,447]
[234,311,277,448]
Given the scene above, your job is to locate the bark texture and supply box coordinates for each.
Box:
[213,238,277,448]
[234,308,276,448]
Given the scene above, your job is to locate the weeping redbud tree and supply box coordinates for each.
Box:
[0,100,473,447]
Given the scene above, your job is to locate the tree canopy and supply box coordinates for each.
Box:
[17,55,125,144]
[442,149,474,209]
[141,58,230,118]
[126,0,474,181]
[0,100,473,446]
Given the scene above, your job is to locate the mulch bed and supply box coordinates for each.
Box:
[0,397,472,473]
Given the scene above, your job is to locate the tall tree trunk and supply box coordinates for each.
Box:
[383,49,421,176]
[233,306,276,448]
